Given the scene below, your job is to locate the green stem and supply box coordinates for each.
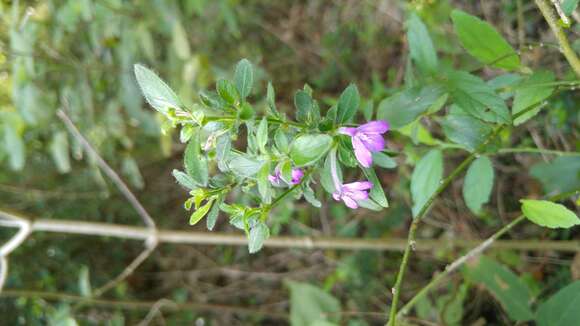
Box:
[204,115,307,128]
[535,0,580,77]
[396,188,580,319]
[497,148,580,156]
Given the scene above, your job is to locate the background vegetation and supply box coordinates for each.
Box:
[0,0,579,325]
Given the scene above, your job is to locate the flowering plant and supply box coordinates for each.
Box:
[135,59,392,253]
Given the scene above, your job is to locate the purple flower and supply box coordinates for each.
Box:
[332,181,373,209]
[338,120,389,168]
[268,166,304,187]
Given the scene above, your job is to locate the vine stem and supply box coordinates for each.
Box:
[535,0,580,77]
[386,99,557,325]
[397,188,580,318]
[386,126,503,325]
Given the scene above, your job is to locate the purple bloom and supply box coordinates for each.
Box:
[268,166,304,187]
[339,120,389,168]
[332,181,373,209]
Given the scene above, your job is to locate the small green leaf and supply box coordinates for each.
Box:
[377,85,444,129]
[78,266,92,297]
[536,281,580,326]
[361,167,389,208]
[189,199,215,225]
[248,221,269,253]
[521,200,580,229]
[320,153,342,194]
[446,70,511,124]
[50,131,71,174]
[257,117,268,153]
[289,134,333,167]
[407,13,438,73]
[4,124,25,171]
[303,185,322,208]
[441,106,494,152]
[287,281,341,326]
[257,161,272,203]
[172,21,191,60]
[335,84,360,124]
[216,133,232,172]
[463,156,494,214]
[184,136,209,187]
[228,153,265,177]
[411,149,443,217]
[279,160,293,184]
[562,0,579,16]
[172,169,197,190]
[372,152,397,169]
[206,196,223,231]
[274,128,289,153]
[530,157,580,194]
[512,70,555,125]
[451,10,520,70]
[266,82,279,116]
[294,90,313,123]
[463,256,533,322]
[234,58,253,100]
[216,79,239,105]
[134,64,182,114]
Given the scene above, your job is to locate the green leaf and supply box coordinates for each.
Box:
[303,185,322,208]
[411,149,443,217]
[206,196,223,231]
[274,128,289,153]
[441,107,494,151]
[335,84,360,124]
[234,58,253,100]
[50,131,71,174]
[172,21,191,60]
[530,157,580,194]
[287,281,341,326]
[377,85,444,128]
[361,167,389,208]
[257,117,268,153]
[4,124,25,171]
[446,70,511,124]
[372,152,397,169]
[289,134,333,167]
[172,169,197,190]
[407,13,438,73]
[184,136,209,187]
[294,90,314,123]
[266,82,279,116]
[451,10,520,70]
[536,281,580,326]
[228,153,266,177]
[78,265,92,297]
[463,256,533,322]
[562,0,579,16]
[189,199,215,225]
[248,221,269,253]
[216,133,232,172]
[512,70,555,125]
[216,79,239,105]
[320,153,342,194]
[122,156,145,190]
[463,156,494,214]
[134,64,182,114]
[257,161,272,203]
[520,200,580,229]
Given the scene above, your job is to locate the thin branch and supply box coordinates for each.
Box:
[0,212,578,252]
[397,188,580,319]
[56,109,156,229]
[137,299,175,326]
[0,213,32,294]
[0,257,7,293]
[536,0,580,77]
[0,289,289,319]
[57,107,159,303]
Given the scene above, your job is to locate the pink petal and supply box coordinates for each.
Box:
[353,137,373,167]
[357,120,389,134]
[343,181,373,191]
[358,134,385,152]
[342,196,359,209]
[332,191,342,201]
[290,168,304,184]
[338,127,357,136]
[348,189,369,201]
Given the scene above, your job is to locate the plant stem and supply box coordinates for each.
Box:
[386,126,502,325]
[396,188,580,318]
[204,115,307,128]
[496,147,580,156]
[535,0,580,77]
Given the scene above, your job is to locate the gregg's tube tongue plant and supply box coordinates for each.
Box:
[134,59,391,253]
